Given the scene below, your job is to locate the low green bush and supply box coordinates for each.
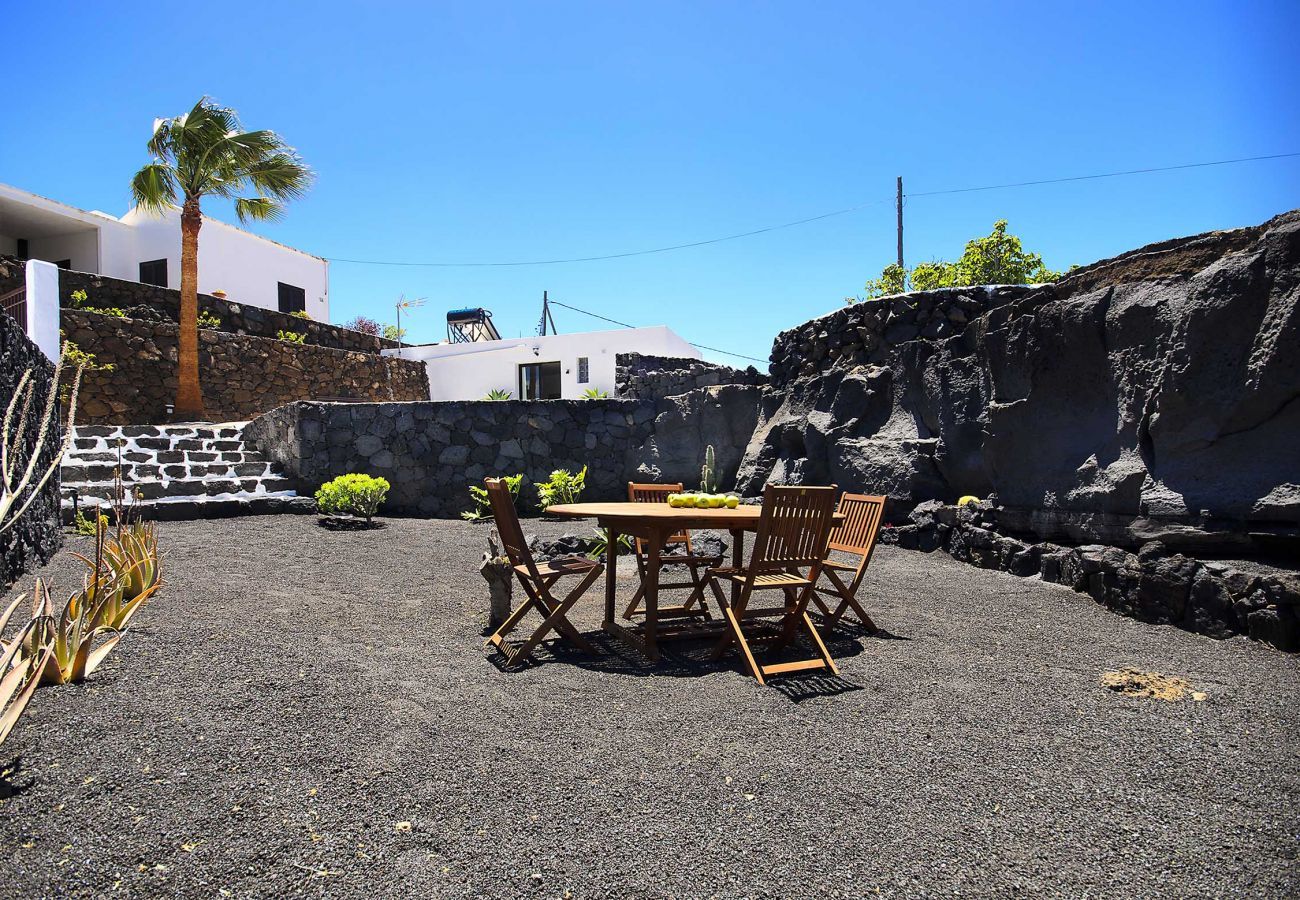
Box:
[197,310,222,329]
[277,329,306,344]
[536,466,587,510]
[315,473,390,524]
[463,473,525,521]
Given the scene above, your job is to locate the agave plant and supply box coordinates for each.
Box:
[22,577,123,686]
[73,520,162,629]
[0,600,53,745]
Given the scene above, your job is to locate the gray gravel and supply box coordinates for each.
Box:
[0,515,1297,899]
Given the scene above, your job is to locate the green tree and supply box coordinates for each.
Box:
[855,220,1065,302]
[130,98,313,419]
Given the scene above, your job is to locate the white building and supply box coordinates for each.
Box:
[388,325,700,401]
[0,182,329,320]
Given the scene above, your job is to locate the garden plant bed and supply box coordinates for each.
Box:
[1,516,1297,897]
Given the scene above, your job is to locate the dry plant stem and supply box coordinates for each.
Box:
[0,353,84,534]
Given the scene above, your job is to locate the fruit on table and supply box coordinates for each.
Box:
[664,492,741,509]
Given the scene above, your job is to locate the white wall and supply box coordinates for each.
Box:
[25,260,61,362]
[120,207,330,321]
[26,230,99,272]
[385,326,701,401]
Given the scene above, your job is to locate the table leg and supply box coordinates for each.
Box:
[603,524,618,629]
[642,526,662,661]
[730,528,745,606]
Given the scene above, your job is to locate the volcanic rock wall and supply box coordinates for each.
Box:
[62,310,429,425]
[616,353,768,399]
[737,210,1300,555]
[0,309,62,588]
[58,269,398,354]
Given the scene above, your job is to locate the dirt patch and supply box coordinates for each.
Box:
[1101,668,1208,701]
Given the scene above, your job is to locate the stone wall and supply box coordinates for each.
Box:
[884,500,1299,652]
[737,210,1300,556]
[245,399,660,517]
[62,309,429,425]
[59,269,398,355]
[615,353,768,399]
[0,308,62,589]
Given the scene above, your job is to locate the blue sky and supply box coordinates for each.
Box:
[3,1,1297,364]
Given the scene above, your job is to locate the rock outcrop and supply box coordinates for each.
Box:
[737,210,1300,555]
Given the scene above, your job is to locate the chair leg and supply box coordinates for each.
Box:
[488,568,601,666]
[824,568,876,631]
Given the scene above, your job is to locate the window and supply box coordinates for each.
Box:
[54,260,72,270]
[139,259,168,286]
[577,357,590,384]
[278,282,306,314]
[519,361,562,400]
[15,239,28,260]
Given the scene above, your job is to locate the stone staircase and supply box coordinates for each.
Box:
[60,423,315,521]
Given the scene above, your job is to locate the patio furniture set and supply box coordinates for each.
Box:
[483,479,886,685]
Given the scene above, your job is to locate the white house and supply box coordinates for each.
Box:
[388,325,701,401]
[0,182,329,320]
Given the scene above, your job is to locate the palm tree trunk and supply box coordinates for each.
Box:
[175,198,205,420]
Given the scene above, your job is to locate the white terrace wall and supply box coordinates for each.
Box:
[119,208,330,321]
[389,326,700,401]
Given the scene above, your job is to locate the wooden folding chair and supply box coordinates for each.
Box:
[481,477,604,668]
[810,493,886,631]
[623,482,722,622]
[702,484,839,685]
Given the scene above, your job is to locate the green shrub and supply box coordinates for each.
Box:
[290,309,312,320]
[484,389,512,400]
[197,310,222,328]
[72,509,108,536]
[70,288,125,317]
[579,388,610,399]
[463,473,525,521]
[277,329,306,344]
[315,474,390,523]
[536,466,587,510]
[588,526,632,560]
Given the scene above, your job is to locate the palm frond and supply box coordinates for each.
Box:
[233,197,285,223]
[244,152,313,201]
[129,163,178,214]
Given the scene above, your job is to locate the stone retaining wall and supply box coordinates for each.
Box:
[245,399,660,517]
[884,500,1299,652]
[0,308,62,588]
[59,269,397,355]
[615,353,768,399]
[62,309,429,425]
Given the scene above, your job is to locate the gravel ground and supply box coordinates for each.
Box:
[0,515,1296,899]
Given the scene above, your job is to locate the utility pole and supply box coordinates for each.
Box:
[538,290,557,336]
[896,176,904,271]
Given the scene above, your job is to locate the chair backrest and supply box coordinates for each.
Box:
[627,482,691,548]
[485,478,540,579]
[828,493,887,567]
[749,484,838,573]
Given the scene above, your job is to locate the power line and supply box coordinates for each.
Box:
[325,151,1298,269]
[906,151,1300,198]
[328,198,893,268]
[547,299,767,364]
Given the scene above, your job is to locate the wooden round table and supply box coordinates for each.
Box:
[547,502,763,660]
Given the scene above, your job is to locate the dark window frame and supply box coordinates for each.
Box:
[577,356,590,384]
[277,282,306,314]
[139,258,168,287]
[519,361,562,400]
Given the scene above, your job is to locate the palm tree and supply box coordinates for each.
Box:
[130,98,313,420]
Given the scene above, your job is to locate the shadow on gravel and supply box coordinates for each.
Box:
[486,628,870,694]
[0,755,34,799]
[770,673,864,702]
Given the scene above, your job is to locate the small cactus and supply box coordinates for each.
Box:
[699,444,718,494]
